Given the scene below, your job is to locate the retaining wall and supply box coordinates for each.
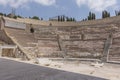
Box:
[5,19,26,29]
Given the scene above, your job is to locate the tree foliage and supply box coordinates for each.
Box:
[13,16,17,19]
[0,12,3,16]
[57,15,76,22]
[32,16,40,20]
[115,10,120,16]
[17,15,22,18]
[88,12,96,20]
[102,10,110,18]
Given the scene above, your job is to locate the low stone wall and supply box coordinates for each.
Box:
[5,19,26,29]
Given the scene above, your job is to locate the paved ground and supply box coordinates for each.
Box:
[0,58,107,80]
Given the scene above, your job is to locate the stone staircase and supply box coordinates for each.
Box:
[4,28,38,62]
[34,34,64,58]
[5,28,37,47]
[107,38,120,63]
[108,55,120,62]
[0,29,29,60]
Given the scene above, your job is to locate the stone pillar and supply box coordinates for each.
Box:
[0,17,5,30]
[102,33,113,62]
[26,24,32,33]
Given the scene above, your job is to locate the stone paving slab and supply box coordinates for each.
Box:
[0,58,107,80]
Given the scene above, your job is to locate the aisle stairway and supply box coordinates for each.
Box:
[107,38,120,63]
[4,28,38,61]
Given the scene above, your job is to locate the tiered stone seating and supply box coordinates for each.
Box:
[5,28,37,47]
[108,55,120,62]
[2,15,120,62]
[108,38,120,62]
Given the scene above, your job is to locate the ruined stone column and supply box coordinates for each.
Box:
[102,33,113,62]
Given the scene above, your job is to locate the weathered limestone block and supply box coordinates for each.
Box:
[34,27,57,40]
[56,26,85,35]
[27,43,37,47]
[66,45,79,51]
[34,27,56,35]
[5,20,26,29]
[2,49,14,57]
[57,27,71,32]
[35,34,57,40]
[113,32,120,38]
[111,44,120,48]
[66,46,103,53]
[38,40,58,47]
[109,48,120,56]
[67,51,92,58]
[38,47,59,52]
[83,26,118,33]
[37,51,63,58]
[112,38,120,48]
[38,40,59,51]
[112,38,120,43]
[84,33,109,40]
[63,41,104,49]
[57,27,71,34]
[66,51,102,58]
[59,34,81,40]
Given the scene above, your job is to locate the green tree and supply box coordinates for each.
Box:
[0,12,3,16]
[13,16,17,19]
[66,17,69,21]
[17,15,22,18]
[88,12,96,20]
[58,16,60,21]
[102,10,110,18]
[60,16,62,21]
[63,15,65,21]
[32,16,40,20]
[3,14,6,17]
[41,18,43,20]
[72,18,76,21]
[115,10,120,16]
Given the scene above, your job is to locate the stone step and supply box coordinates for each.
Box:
[35,34,57,40]
[109,58,120,60]
[108,57,120,61]
[109,55,120,57]
[109,57,120,59]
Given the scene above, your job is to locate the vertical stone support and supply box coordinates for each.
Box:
[57,35,67,58]
[25,24,31,33]
[102,33,113,62]
[0,17,5,30]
